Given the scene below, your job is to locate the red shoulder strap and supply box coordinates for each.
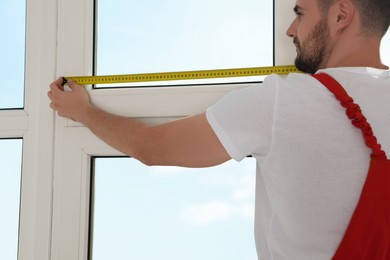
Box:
[312,73,387,160]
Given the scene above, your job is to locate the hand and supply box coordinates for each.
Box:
[48,77,92,122]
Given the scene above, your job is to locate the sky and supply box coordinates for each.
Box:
[91,0,269,259]
[1,0,390,259]
[0,0,25,109]
[97,0,273,75]
[0,139,22,260]
[92,158,257,260]
[95,0,273,87]
[0,1,25,259]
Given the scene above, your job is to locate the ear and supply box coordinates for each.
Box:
[331,0,354,31]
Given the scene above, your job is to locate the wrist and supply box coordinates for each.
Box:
[76,103,97,125]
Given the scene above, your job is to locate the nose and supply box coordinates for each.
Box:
[286,18,298,38]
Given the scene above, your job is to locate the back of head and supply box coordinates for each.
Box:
[318,0,390,37]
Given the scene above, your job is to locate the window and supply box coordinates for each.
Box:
[381,31,390,65]
[0,139,23,260]
[50,0,292,259]
[90,158,257,260]
[5,0,387,259]
[0,0,26,109]
[85,2,273,259]
[0,1,24,259]
[94,0,274,87]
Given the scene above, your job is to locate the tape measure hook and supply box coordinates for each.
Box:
[61,77,68,86]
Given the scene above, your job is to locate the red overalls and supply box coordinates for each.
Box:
[313,73,390,259]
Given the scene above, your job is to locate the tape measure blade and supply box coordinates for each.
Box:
[65,65,299,85]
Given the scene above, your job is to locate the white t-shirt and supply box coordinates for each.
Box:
[206,67,390,259]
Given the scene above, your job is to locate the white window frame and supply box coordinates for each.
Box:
[5,0,387,259]
[0,0,57,259]
[51,1,295,259]
[0,0,294,259]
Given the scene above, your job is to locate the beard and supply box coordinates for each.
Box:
[294,17,330,74]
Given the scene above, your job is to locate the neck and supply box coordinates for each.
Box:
[323,33,388,70]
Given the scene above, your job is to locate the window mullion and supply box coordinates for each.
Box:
[274,0,295,66]
[51,0,94,259]
[16,0,58,259]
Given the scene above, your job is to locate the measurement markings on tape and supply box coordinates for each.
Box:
[63,65,299,85]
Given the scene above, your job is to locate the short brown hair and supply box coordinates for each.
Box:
[317,0,390,37]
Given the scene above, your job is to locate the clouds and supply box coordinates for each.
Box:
[96,0,273,77]
[177,159,256,226]
[178,200,235,226]
[178,199,254,226]
[92,157,258,259]
[127,158,257,227]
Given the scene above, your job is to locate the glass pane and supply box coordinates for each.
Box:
[381,31,390,65]
[91,158,257,260]
[0,139,23,259]
[95,0,273,87]
[0,0,26,109]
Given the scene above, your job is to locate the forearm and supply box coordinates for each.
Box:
[49,78,230,167]
[78,106,230,167]
[78,105,150,160]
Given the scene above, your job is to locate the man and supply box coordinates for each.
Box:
[49,0,390,258]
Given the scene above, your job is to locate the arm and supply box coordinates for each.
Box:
[48,78,231,167]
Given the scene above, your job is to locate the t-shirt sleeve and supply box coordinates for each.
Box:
[206,75,279,162]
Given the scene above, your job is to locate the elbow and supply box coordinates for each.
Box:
[127,130,160,166]
[119,149,154,166]
[130,143,171,167]
[124,144,156,166]
[135,153,156,166]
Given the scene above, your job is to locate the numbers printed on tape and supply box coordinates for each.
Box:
[63,65,299,85]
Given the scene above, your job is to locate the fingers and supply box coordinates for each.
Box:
[50,77,65,92]
[48,79,60,101]
[50,77,84,91]
[55,77,66,87]
[48,78,67,110]
[48,78,83,97]
[48,77,90,120]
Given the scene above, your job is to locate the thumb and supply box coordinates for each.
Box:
[67,80,84,90]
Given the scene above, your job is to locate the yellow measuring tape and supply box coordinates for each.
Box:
[63,65,299,85]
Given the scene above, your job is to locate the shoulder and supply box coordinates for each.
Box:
[263,73,331,101]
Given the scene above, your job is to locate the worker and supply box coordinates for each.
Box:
[48,0,390,258]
